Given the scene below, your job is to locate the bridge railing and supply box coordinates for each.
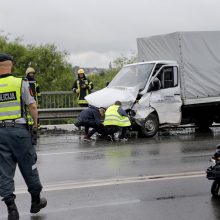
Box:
[38,107,85,120]
[40,91,77,109]
[39,91,87,121]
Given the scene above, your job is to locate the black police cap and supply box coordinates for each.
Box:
[0,53,13,62]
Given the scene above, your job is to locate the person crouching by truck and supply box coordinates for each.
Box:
[104,101,131,141]
[75,105,106,141]
[72,68,93,107]
[25,67,41,145]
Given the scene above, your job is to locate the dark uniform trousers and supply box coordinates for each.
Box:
[0,126,42,202]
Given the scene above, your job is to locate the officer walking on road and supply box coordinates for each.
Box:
[0,53,47,220]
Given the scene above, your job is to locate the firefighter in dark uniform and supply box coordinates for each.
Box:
[25,67,41,106]
[25,67,41,145]
[72,68,93,107]
[0,54,47,220]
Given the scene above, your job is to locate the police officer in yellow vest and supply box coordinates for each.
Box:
[72,68,93,107]
[103,101,131,141]
[0,53,47,220]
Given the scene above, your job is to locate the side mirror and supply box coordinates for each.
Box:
[106,82,110,87]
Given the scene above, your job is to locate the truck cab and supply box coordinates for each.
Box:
[132,61,181,137]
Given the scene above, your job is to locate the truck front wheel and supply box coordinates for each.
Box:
[140,113,159,137]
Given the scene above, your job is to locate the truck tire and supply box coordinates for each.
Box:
[140,113,159,138]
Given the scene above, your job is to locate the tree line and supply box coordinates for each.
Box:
[0,34,137,92]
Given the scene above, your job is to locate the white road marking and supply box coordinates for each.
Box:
[45,199,141,213]
[15,171,205,194]
[38,150,95,156]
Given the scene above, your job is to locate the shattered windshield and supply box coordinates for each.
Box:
[108,63,154,90]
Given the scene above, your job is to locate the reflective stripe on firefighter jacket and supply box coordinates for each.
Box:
[103,105,131,127]
[26,79,41,125]
[27,80,41,105]
[26,107,34,125]
[76,79,93,104]
[0,76,22,120]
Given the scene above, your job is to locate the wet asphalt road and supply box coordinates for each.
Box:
[1,127,220,220]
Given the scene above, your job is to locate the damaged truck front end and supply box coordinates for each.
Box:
[86,61,181,137]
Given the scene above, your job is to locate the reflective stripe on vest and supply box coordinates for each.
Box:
[103,105,131,127]
[78,99,88,104]
[0,76,22,120]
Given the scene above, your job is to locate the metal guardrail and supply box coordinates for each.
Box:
[38,93,220,128]
[39,92,85,120]
[38,107,85,120]
[40,91,77,109]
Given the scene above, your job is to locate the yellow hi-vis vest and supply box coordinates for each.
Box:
[103,105,131,127]
[0,76,22,120]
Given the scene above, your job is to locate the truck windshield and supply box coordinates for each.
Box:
[108,63,154,90]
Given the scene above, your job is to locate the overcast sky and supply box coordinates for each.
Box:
[1,0,220,68]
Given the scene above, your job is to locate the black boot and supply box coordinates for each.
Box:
[30,194,47,214]
[5,200,19,220]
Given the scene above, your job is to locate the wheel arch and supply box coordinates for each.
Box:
[139,111,159,138]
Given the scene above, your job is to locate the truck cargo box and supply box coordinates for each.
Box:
[137,31,220,103]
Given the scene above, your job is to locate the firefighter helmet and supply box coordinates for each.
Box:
[78,69,85,74]
[26,67,35,75]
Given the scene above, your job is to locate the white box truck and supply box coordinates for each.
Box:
[86,31,220,137]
